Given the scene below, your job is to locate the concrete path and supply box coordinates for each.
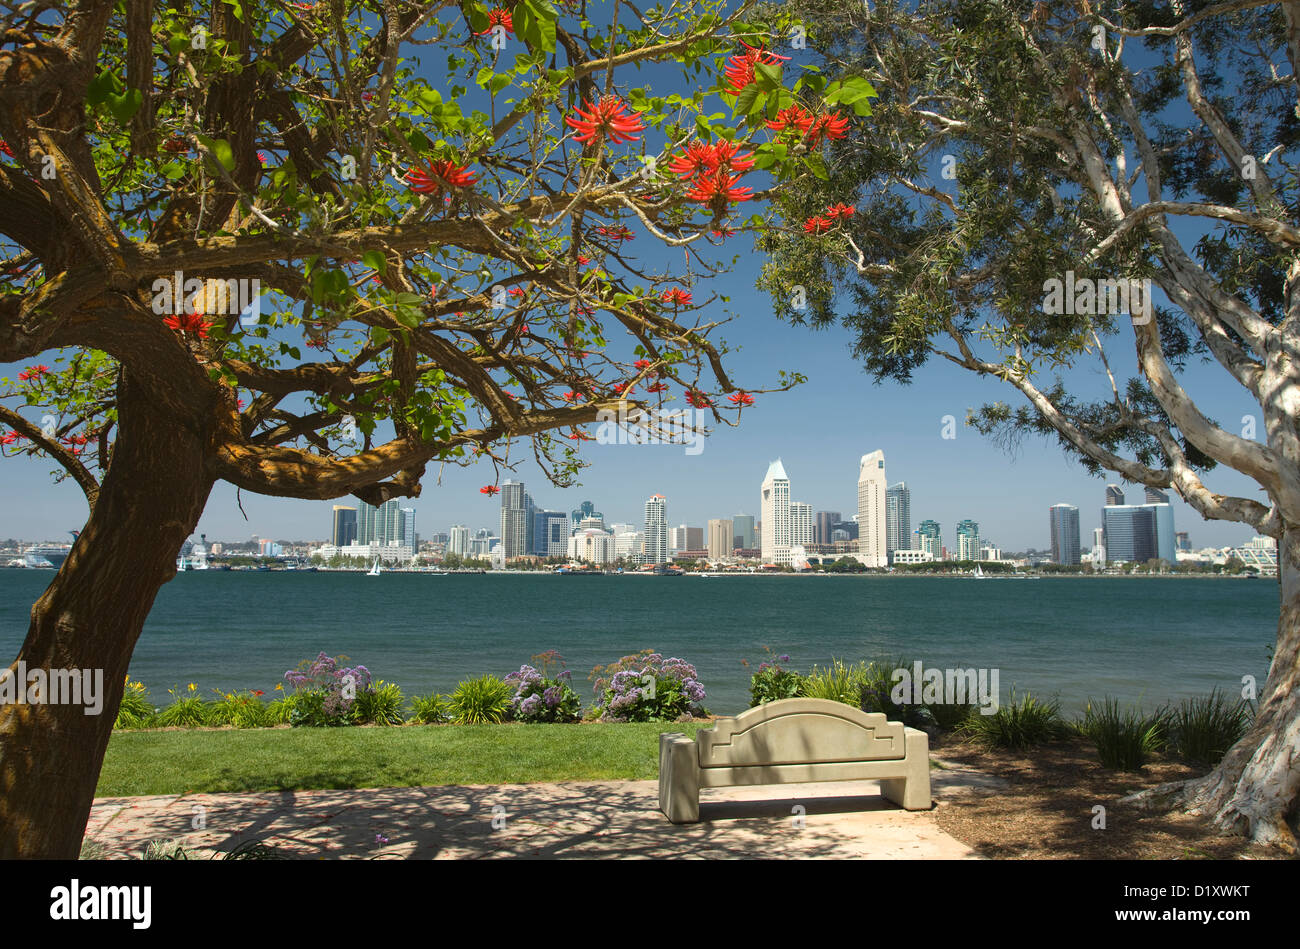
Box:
[85,765,996,859]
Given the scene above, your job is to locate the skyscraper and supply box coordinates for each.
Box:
[357,498,403,545]
[1143,488,1176,562]
[956,519,980,561]
[815,511,841,546]
[1049,504,1081,564]
[885,482,911,563]
[1103,505,1157,563]
[401,507,417,551]
[571,500,603,530]
[761,459,791,565]
[499,481,529,560]
[856,451,887,567]
[790,502,814,548]
[915,520,941,559]
[643,495,668,565]
[448,525,470,556]
[523,491,536,558]
[733,513,756,549]
[1105,484,1125,506]
[331,506,357,547]
[707,518,734,560]
[533,510,569,557]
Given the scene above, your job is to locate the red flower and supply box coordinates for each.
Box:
[577,254,592,265]
[766,105,815,136]
[480,485,501,496]
[64,433,90,445]
[257,151,267,164]
[684,169,752,212]
[595,224,635,242]
[566,429,594,441]
[237,398,245,410]
[723,42,790,94]
[826,202,855,219]
[662,287,693,308]
[476,8,514,34]
[164,313,211,337]
[611,383,635,396]
[1,430,23,445]
[727,391,755,406]
[562,391,579,402]
[161,135,189,154]
[252,690,265,696]
[709,140,755,173]
[404,159,477,194]
[645,382,668,394]
[507,287,525,297]
[361,91,375,103]
[305,338,327,349]
[711,227,737,238]
[803,215,833,235]
[633,359,652,371]
[17,364,50,381]
[0,141,12,158]
[807,111,850,145]
[668,141,717,178]
[685,390,712,408]
[565,97,645,145]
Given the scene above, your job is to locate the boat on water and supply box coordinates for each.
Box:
[367,560,382,576]
[971,564,986,579]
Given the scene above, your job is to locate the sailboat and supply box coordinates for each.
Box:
[972,564,985,579]
[367,559,382,576]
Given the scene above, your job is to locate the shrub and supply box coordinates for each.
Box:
[1168,689,1251,766]
[589,650,707,722]
[799,658,865,706]
[855,657,934,729]
[448,675,513,724]
[115,677,154,729]
[284,652,372,727]
[265,690,295,725]
[351,680,405,725]
[206,689,270,728]
[956,690,1071,749]
[1079,698,1167,770]
[503,662,581,723]
[746,648,802,706]
[409,692,452,724]
[155,684,211,727]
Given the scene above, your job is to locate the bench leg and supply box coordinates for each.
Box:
[658,732,700,823]
[880,728,932,811]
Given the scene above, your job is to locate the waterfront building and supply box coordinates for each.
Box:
[1102,505,1157,563]
[357,498,404,546]
[857,451,888,567]
[534,510,570,557]
[815,510,841,546]
[1105,484,1125,506]
[331,505,357,547]
[1144,487,1177,563]
[448,525,470,556]
[761,460,792,565]
[401,507,417,552]
[643,495,669,565]
[614,530,643,561]
[733,513,756,549]
[790,502,814,548]
[571,500,603,531]
[707,518,734,560]
[569,528,616,565]
[669,525,704,555]
[956,519,980,561]
[885,482,911,564]
[499,481,529,560]
[892,549,934,565]
[1092,526,1106,567]
[1176,531,1191,552]
[1049,503,1081,565]
[915,519,941,560]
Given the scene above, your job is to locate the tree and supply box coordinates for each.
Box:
[0,0,866,857]
[759,0,1300,849]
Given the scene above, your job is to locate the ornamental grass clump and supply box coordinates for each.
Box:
[1079,697,1167,771]
[208,689,270,729]
[589,650,707,723]
[504,656,581,723]
[114,677,154,729]
[1168,689,1252,766]
[408,692,452,724]
[351,680,405,725]
[155,683,211,727]
[956,690,1071,750]
[448,675,513,724]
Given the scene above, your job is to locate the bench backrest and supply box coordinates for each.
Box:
[696,698,906,768]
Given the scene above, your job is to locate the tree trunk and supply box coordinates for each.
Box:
[1124,525,1300,851]
[0,377,214,859]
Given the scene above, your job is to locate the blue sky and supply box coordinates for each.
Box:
[0,9,1272,552]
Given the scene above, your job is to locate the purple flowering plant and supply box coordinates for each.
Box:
[283,651,374,726]
[589,649,707,723]
[504,652,580,723]
[743,646,802,707]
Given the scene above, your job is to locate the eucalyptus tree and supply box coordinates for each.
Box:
[757,0,1300,848]
[0,0,873,857]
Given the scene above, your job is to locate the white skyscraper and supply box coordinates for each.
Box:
[643,495,668,565]
[499,481,529,560]
[790,502,814,548]
[857,450,888,567]
[448,524,470,556]
[761,459,791,565]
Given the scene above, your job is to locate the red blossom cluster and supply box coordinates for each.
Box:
[565,97,645,145]
[727,391,755,406]
[723,42,790,95]
[803,215,833,235]
[1,431,23,445]
[766,105,850,146]
[670,140,755,214]
[404,159,477,194]
[161,136,189,154]
[476,8,514,34]
[0,141,13,158]
[594,225,635,242]
[480,485,501,496]
[164,312,211,337]
[684,390,712,408]
[661,287,693,308]
[17,365,49,381]
[645,382,668,394]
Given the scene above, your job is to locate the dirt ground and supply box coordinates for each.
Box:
[928,736,1292,860]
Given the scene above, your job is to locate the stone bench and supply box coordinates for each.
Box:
[658,697,931,823]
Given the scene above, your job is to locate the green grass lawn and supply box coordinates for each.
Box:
[97,722,707,797]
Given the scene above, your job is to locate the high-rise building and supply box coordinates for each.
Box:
[614,529,642,561]
[1049,504,1081,565]
[569,528,616,565]
[761,460,791,565]
[1105,484,1125,506]
[331,505,357,547]
[643,494,668,565]
[1092,526,1106,566]
[499,481,529,560]
[357,498,403,545]
[533,510,569,557]
[523,492,536,558]
[401,507,417,550]
[815,511,841,546]
[668,525,703,554]
[856,451,887,567]
[448,525,470,556]
[707,518,734,560]
[1143,488,1176,562]
[1102,506,1157,563]
[885,482,911,564]
[1176,531,1191,552]
[733,513,756,549]
[915,520,941,559]
[790,502,814,548]
[833,519,859,542]
[956,519,980,561]
[571,500,603,530]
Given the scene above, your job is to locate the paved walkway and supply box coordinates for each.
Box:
[86,764,999,859]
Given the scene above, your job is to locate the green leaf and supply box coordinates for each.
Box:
[361,250,387,274]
